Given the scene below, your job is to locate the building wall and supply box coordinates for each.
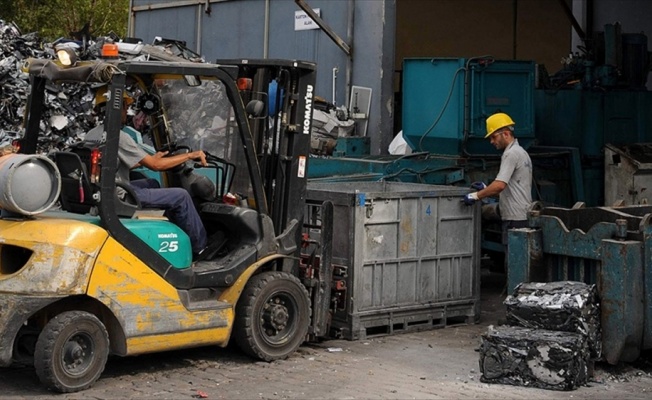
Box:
[130,0,393,154]
[130,0,649,155]
[395,0,572,77]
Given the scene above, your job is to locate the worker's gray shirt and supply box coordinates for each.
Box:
[85,125,147,183]
[117,131,147,183]
[495,139,532,221]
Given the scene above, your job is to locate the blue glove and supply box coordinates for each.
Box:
[470,181,486,191]
[461,193,478,206]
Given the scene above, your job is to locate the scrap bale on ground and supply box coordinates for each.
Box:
[504,281,601,359]
[479,325,590,391]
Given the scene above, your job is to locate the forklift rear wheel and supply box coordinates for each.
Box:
[234,271,311,361]
[34,311,109,393]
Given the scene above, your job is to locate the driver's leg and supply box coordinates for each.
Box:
[130,178,160,189]
[133,186,207,254]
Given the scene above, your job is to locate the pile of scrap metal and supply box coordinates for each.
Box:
[309,97,355,156]
[479,281,600,391]
[0,19,203,154]
[0,20,41,146]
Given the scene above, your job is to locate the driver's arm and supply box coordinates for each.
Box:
[137,150,207,171]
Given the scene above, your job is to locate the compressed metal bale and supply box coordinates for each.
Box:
[504,281,601,359]
[479,325,589,391]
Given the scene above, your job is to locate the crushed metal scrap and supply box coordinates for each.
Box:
[0,19,203,153]
[504,281,602,359]
[479,325,590,391]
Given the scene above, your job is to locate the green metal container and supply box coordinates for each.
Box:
[401,58,535,155]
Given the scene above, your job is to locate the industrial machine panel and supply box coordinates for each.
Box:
[402,57,535,155]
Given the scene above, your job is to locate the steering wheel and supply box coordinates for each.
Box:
[159,143,193,173]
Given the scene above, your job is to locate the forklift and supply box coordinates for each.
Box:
[0,54,333,392]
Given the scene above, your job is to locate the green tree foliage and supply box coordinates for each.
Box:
[1,0,129,40]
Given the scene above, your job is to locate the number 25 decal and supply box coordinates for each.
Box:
[160,241,179,252]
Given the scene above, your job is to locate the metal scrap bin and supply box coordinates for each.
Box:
[306,181,480,340]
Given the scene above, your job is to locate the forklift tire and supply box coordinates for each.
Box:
[34,311,109,393]
[234,271,311,361]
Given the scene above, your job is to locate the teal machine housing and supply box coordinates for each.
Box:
[308,57,538,187]
[401,57,536,156]
[534,89,652,207]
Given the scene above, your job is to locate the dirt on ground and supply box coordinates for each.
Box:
[0,272,651,399]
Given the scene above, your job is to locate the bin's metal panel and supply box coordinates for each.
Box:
[307,182,481,340]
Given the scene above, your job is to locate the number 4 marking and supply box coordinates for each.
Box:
[425,205,431,216]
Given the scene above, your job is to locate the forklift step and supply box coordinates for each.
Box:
[178,288,231,311]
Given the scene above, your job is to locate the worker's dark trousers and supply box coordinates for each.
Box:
[130,178,207,254]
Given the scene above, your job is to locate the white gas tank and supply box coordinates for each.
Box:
[0,154,61,216]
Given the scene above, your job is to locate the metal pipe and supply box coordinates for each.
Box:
[264,0,270,58]
[127,0,134,37]
[332,67,339,105]
[131,0,229,13]
[512,0,517,59]
[196,3,202,55]
[461,56,494,157]
[295,0,352,56]
[132,0,211,12]
[558,0,586,41]
[345,0,354,111]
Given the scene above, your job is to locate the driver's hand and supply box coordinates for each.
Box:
[190,150,208,167]
[153,151,169,159]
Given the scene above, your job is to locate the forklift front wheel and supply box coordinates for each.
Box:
[234,271,311,361]
[34,311,109,393]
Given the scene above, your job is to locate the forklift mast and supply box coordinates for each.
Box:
[216,59,316,248]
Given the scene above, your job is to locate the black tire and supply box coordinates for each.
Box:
[34,311,109,393]
[234,271,311,361]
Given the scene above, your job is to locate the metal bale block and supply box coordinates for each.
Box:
[480,325,589,391]
[504,281,601,359]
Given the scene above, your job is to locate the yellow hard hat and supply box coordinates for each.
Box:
[485,113,515,138]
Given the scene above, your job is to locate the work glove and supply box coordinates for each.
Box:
[470,181,486,191]
[461,192,479,206]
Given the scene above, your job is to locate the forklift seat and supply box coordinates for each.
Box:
[52,151,96,214]
[53,151,141,217]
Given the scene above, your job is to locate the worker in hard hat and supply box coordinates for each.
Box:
[462,112,532,248]
[87,87,209,259]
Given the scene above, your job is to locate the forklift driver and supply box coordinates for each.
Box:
[86,89,209,259]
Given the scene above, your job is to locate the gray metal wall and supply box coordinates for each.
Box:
[129,0,395,155]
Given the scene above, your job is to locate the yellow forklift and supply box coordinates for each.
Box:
[0,54,333,392]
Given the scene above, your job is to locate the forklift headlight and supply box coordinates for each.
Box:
[56,48,77,67]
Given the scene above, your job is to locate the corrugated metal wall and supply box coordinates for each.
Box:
[129,1,651,156]
[129,0,394,155]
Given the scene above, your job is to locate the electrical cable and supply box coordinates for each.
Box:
[416,66,465,152]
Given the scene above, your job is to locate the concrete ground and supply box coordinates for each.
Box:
[1,272,651,399]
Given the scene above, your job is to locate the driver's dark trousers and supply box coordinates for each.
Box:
[130,178,207,255]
